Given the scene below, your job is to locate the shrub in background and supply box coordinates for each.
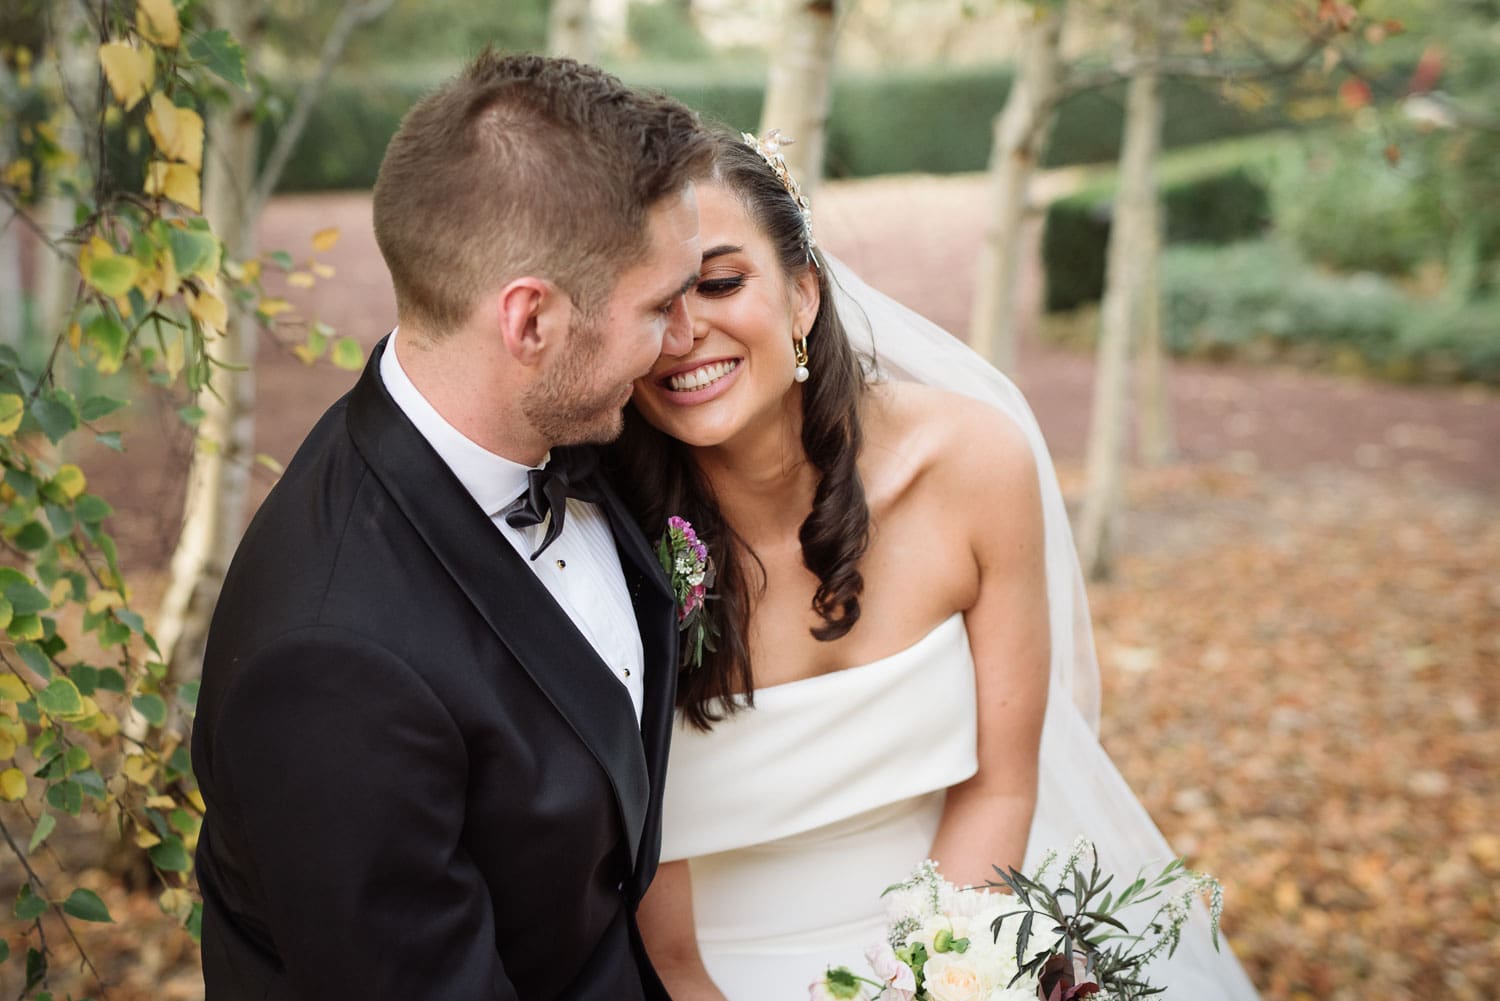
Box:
[1042,135,1282,312]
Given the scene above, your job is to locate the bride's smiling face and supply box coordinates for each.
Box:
[630,182,820,450]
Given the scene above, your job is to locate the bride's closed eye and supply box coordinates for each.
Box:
[696,275,747,298]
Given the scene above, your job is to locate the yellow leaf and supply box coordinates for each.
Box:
[69,322,82,351]
[144,160,200,212]
[145,93,203,169]
[310,262,335,279]
[52,464,86,500]
[1,159,33,196]
[97,41,154,110]
[258,297,292,318]
[0,393,22,435]
[79,236,141,298]
[287,271,315,289]
[0,732,14,759]
[241,259,261,282]
[123,755,157,786]
[146,794,176,810]
[0,676,29,703]
[87,590,124,615]
[0,768,25,801]
[159,887,192,917]
[186,788,205,812]
[311,227,340,252]
[49,579,71,606]
[134,827,162,849]
[186,287,228,334]
[136,0,181,48]
[290,344,320,366]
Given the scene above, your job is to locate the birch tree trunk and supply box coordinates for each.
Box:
[1076,10,1163,581]
[33,0,93,340]
[153,0,262,695]
[759,0,837,201]
[1134,204,1175,465]
[547,0,596,62]
[967,1,1066,372]
[0,64,19,349]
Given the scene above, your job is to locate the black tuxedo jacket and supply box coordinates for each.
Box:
[191,338,679,1000]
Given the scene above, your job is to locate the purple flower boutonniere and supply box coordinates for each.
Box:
[657,516,719,670]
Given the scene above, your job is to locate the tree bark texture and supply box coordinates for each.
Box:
[967,2,1065,374]
[1077,12,1163,581]
[758,0,837,200]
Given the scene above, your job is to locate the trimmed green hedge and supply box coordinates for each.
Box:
[1047,238,1500,385]
[1041,135,1286,312]
[264,62,1295,192]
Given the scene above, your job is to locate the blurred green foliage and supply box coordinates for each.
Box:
[1048,239,1500,384]
[261,62,1297,192]
[1042,136,1282,312]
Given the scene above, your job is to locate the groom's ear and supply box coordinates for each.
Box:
[495,277,567,367]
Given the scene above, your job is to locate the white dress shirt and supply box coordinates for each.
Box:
[379,331,645,723]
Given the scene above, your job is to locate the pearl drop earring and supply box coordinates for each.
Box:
[793,336,810,383]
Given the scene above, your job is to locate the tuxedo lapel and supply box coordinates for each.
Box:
[344,339,651,866]
[592,475,680,896]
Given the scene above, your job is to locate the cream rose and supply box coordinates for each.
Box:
[921,952,990,1001]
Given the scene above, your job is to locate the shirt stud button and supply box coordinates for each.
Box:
[623,668,631,678]
[554,559,566,570]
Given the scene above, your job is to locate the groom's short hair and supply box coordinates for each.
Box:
[372,52,711,333]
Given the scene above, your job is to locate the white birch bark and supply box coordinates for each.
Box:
[155,0,395,690]
[0,64,20,349]
[967,1,1066,373]
[759,0,837,201]
[33,0,93,340]
[1077,9,1163,581]
[1134,202,1175,465]
[547,0,597,62]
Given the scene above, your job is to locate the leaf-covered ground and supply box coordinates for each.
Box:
[5,180,1497,998]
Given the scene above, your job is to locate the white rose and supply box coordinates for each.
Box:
[921,952,992,1001]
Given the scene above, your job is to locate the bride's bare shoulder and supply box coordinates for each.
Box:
[863,380,1037,496]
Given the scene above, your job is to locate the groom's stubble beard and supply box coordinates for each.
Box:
[521,310,632,447]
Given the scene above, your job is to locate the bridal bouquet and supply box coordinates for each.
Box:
[811,839,1223,1001]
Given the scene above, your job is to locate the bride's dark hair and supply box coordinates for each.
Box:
[604,132,871,731]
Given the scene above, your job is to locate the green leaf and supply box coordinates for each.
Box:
[178,679,200,708]
[331,337,364,371]
[187,28,248,88]
[178,405,205,427]
[73,769,106,800]
[32,390,78,444]
[97,668,127,694]
[269,250,294,271]
[27,813,55,853]
[36,677,83,717]
[80,396,126,422]
[83,253,141,298]
[74,494,113,525]
[24,946,44,990]
[44,503,74,536]
[11,521,49,552]
[167,226,221,279]
[7,614,43,641]
[149,835,191,873]
[62,888,112,923]
[3,469,36,501]
[71,664,98,694]
[45,779,83,816]
[0,937,8,962]
[96,430,125,452]
[133,693,168,727]
[3,579,47,615]
[0,597,10,632]
[16,643,52,681]
[84,312,130,375]
[63,746,91,775]
[14,884,47,921]
[187,901,203,942]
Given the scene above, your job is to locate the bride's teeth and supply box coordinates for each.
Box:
[668,360,737,392]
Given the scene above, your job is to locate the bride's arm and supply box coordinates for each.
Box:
[637,860,730,1001]
[926,405,1051,887]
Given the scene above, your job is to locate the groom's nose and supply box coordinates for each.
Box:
[660,294,695,358]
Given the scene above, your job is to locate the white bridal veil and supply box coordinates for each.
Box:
[826,256,1261,1000]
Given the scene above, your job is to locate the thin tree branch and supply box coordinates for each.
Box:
[247,0,397,219]
[0,815,112,998]
[1058,27,1334,100]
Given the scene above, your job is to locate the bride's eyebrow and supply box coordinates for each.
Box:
[700,244,743,263]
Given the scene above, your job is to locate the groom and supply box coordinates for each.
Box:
[191,53,712,999]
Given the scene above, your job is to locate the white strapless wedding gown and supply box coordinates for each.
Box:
[659,614,1261,1001]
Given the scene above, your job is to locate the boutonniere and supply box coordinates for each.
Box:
[657,516,719,670]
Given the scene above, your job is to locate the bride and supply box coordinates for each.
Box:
[605,131,1259,1000]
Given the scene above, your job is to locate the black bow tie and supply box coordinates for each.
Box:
[501,448,603,560]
